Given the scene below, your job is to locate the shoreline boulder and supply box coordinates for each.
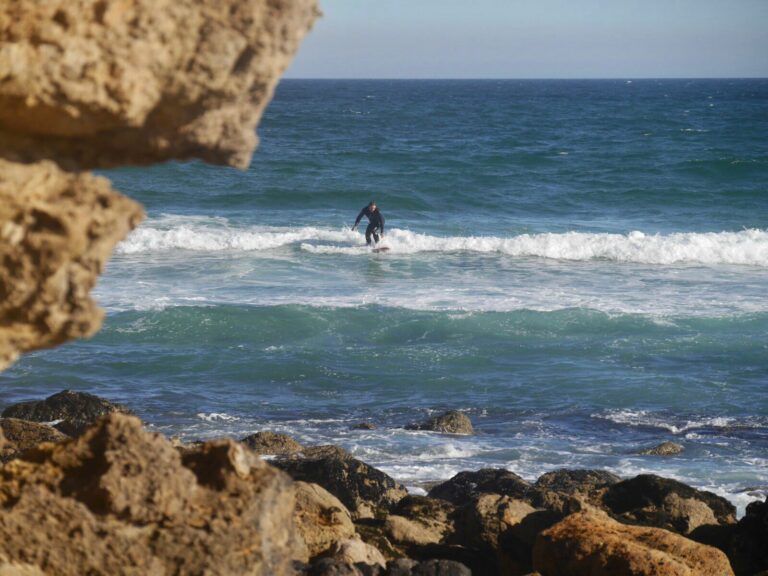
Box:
[1,390,133,437]
[0,414,303,575]
[0,418,68,462]
[274,446,408,519]
[533,510,735,576]
[405,411,474,435]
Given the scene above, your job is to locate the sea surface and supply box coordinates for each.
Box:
[2,79,767,514]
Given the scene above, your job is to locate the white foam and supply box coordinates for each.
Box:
[117,216,768,267]
[593,409,765,434]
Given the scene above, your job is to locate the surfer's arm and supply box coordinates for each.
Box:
[379,214,385,235]
[352,209,365,230]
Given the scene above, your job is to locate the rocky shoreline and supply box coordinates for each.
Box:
[1,391,766,575]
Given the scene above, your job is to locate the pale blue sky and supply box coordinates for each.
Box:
[285,0,768,78]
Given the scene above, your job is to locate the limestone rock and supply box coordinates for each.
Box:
[240,430,305,455]
[0,0,320,170]
[428,468,534,504]
[603,474,737,534]
[2,389,133,436]
[0,160,144,371]
[295,481,356,560]
[385,496,457,547]
[639,442,685,456]
[0,418,68,462]
[274,449,408,519]
[533,510,735,576]
[405,411,474,435]
[327,538,387,569]
[0,413,302,575]
[535,468,621,498]
[458,493,536,551]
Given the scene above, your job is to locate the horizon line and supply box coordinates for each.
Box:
[282,76,768,81]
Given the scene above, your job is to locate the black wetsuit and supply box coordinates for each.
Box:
[354,206,385,245]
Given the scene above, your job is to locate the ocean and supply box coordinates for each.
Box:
[2,79,767,514]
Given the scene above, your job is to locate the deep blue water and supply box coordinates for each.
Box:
[2,79,767,513]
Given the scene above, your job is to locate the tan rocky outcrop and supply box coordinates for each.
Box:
[0,0,319,372]
[294,481,356,560]
[0,160,144,371]
[0,413,303,575]
[0,0,320,170]
[0,418,68,462]
[533,510,735,576]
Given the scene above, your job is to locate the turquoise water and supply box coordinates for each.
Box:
[2,80,767,513]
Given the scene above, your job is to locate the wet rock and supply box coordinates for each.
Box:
[295,481,356,560]
[535,468,621,497]
[240,431,305,455]
[639,441,685,456]
[1,390,133,437]
[352,422,377,430]
[0,418,68,462]
[728,497,768,576]
[603,474,737,534]
[533,510,735,576]
[274,448,408,519]
[0,414,302,575]
[405,411,474,435]
[428,468,535,504]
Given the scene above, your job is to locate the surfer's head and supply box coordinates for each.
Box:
[369,201,377,211]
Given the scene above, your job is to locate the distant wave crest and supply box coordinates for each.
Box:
[118,216,768,267]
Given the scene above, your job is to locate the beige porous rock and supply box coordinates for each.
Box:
[0,413,303,575]
[533,510,735,576]
[0,0,320,169]
[0,160,143,371]
[0,418,69,462]
[294,481,356,560]
[327,537,387,569]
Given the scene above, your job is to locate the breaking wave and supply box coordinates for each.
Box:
[118,216,768,267]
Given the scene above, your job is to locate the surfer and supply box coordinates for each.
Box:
[352,201,385,246]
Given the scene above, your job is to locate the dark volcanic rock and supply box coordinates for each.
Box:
[602,474,737,534]
[428,468,535,505]
[0,418,69,462]
[240,431,304,455]
[728,497,768,576]
[274,448,408,519]
[405,411,474,435]
[639,441,685,456]
[2,390,133,436]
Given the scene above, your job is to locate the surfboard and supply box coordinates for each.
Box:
[372,246,390,253]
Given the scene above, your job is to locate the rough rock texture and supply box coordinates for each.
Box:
[0,160,143,371]
[728,497,768,576]
[0,418,68,462]
[241,430,305,455]
[326,538,387,569]
[2,389,133,436]
[603,474,737,534]
[428,468,536,505]
[0,414,303,575]
[405,411,474,435]
[533,510,735,576]
[295,481,357,560]
[0,0,320,170]
[0,0,319,373]
[274,448,408,519]
[385,496,457,548]
[640,442,685,456]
